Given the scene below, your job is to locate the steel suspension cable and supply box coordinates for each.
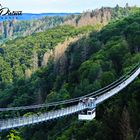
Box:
[0,63,139,111]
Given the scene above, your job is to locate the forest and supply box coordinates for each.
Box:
[0,6,140,140]
[0,4,139,43]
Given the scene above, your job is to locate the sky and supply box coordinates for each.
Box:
[1,0,140,13]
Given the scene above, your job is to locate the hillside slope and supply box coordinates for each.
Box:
[0,9,140,140]
[0,16,64,43]
[64,4,137,27]
[0,5,138,43]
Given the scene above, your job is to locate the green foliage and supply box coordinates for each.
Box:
[7,130,22,140]
[0,9,140,140]
[0,25,93,83]
[0,56,13,83]
[45,11,140,140]
[79,60,101,82]
[100,71,115,87]
[0,16,64,44]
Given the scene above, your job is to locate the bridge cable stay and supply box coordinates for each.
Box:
[90,63,140,98]
[0,63,139,112]
[0,74,131,111]
[0,63,139,130]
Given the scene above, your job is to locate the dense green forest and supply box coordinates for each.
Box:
[0,25,98,85]
[0,24,100,108]
[0,7,140,140]
[0,16,64,44]
[0,5,139,44]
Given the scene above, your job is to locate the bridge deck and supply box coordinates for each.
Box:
[0,67,140,130]
[0,104,86,130]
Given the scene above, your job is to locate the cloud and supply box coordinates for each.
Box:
[1,0,140,13]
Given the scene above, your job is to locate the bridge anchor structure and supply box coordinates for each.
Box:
[78,98,96,120]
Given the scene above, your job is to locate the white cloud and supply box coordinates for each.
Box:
[1,0,140,13]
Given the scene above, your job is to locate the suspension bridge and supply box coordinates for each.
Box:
[0,63,140,131]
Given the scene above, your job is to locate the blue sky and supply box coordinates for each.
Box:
[1,0,140,13]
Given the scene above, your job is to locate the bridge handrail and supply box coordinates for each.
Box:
[0,63,140,130]
[0,63,139,111]
[89,63,140,98]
